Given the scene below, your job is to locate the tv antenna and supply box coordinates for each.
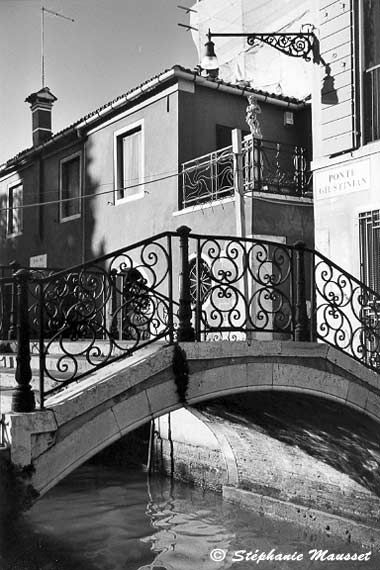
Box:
[41,6,75,88]
[177,4,198,32]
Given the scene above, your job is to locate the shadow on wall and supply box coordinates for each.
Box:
[321,64,339,105]
[197,392,380,498]
[0,137,107,269]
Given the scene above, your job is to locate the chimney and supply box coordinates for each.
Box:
[25,87,57,146]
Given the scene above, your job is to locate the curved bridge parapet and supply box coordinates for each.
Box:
[3,340,380,500]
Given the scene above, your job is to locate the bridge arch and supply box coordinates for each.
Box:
[6,340,380,499]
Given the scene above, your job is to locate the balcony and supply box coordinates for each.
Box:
[180,146,234,209]
[180,137,312,209]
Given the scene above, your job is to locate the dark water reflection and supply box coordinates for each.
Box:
[1,463,379,570]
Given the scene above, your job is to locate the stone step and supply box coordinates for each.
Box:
[0,353,103,373]
[0,338,165,358]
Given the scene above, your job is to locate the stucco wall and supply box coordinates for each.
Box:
[0,75,313,268]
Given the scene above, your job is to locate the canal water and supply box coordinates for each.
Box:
[1,461,379,570]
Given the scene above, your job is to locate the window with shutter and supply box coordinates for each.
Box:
[60,153,81,221]
[7,183,23,236]
[114,122,144,202]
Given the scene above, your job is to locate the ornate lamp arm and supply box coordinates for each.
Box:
[207,30,315,61]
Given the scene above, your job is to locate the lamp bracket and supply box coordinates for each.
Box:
[207,30,315,61]
[246,32,315,61]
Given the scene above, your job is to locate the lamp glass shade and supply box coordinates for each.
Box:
[201,40,219,71]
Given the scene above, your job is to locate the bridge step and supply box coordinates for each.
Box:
[0,342,164,413]
[1,339,165,357]
[0,353,105,373]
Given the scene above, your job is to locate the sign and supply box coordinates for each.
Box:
[315,160,370,200]
[30,254,47,268]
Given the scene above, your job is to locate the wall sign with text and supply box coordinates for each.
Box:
[315,160,370,200]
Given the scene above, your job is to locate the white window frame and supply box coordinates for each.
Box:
[59,151,82,223]
[113,119,144,204]
[7,181,23,238]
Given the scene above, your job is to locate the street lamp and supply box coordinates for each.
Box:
[201,27,316,73]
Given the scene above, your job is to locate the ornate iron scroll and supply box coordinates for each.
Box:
[189,235,293,340]
[181,146,234,209]
[36,234,173,393]
[246,32,314,60]
[314,252,380,371]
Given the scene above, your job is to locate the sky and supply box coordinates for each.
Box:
[0,0,199,165]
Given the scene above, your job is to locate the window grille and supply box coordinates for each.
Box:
[359,209,380,293]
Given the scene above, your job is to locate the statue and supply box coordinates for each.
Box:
[246,95,263,139]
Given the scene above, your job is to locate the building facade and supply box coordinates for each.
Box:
[311,0,380,290]
[0,65,313,271]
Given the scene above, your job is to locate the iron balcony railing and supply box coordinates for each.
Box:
[242,137,311,196]
[181,146,234,208]
[4,227,380,413]
[180,138,312,208]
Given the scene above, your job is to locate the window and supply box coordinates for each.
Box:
[60,153,81,221]
[359,209,380,292]
[115,124,143,201]
[363,0,380,142]
[7,183,23,236]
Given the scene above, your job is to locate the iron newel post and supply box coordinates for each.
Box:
[12,269,35,413]
[177,226,195,342]
[294,241,309,342]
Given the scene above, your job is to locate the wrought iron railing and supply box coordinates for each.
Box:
[181,146,234,208]
[0,266,62,341]
[242,137,311,196]
[5,227,380,413]
[180,139,311,208]
[188,234,295,341]
[313,249,380,369]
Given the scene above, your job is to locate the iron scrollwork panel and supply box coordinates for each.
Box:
[182,147,234,208]
[314,253,380,370]
[38,236,173,390]
[191,237,293,338]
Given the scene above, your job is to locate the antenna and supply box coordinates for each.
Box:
[177,23,198,32]
[41,6,75,88]
[177,5,197,14]
[177,3,197,31]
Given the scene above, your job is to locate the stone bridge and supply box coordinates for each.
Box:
[4,340,380,499]
[2,228,380,536]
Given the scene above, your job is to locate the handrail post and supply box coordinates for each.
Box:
[176,226,195,342]
[294,241,308,342]
[12,269,35,412]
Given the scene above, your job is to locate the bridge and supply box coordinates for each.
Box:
[1,227,380,519]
